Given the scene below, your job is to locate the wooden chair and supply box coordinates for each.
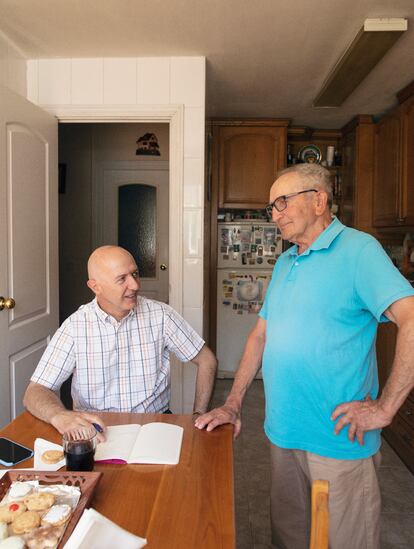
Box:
[309,479,329,549]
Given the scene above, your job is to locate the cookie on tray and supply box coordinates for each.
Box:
[25,524,64,549]
[11,510,40,535]
[0,503,27,524]
[23,492,55,511]
[41,504,71,527]
[41,450,64,464]
[0,536,26,549]
[8,482,33,500]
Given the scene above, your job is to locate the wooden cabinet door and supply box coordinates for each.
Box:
[373,112,401,227]
[400,95,414,225]
[218,126,286,208]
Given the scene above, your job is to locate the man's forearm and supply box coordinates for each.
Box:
[23,382,66,424]
[193,346,218,413]
[225,327,266,412]
[379,318,414,418]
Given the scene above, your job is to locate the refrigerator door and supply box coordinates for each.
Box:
[216,269,272,377]
[217,221,282,269]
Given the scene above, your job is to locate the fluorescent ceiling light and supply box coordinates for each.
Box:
[314,18,408,108]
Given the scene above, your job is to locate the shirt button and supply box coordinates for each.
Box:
[295,262,299,266]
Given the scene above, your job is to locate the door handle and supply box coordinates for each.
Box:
[160,264,168,271]
[0,296,16,311]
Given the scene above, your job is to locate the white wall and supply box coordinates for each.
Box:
[27,56,205,336]
[0,31,26,95]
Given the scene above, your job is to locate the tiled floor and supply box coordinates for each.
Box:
[211,379,414,549]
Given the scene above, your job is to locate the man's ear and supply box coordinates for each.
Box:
[315,191,328,214]
[87,278,99,296]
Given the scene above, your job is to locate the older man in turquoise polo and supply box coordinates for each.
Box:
[196,163,414,549]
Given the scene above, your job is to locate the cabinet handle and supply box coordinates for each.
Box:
[396,216,405,224]
[405,409,413,417]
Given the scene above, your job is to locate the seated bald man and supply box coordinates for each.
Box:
[24,246,217,438]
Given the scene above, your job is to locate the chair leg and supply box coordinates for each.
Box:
[309,479,329,549]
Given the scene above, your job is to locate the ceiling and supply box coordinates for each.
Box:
[1,0,414,128]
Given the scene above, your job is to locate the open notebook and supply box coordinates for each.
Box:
[94,423,184,465]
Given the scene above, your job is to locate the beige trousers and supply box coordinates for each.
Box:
[270,444,381,549]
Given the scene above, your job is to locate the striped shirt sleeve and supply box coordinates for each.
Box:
[30,319,76,391]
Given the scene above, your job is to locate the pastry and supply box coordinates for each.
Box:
[0,537,26,549]
[0,503,27,524]
[24,492,55,511]
[8,482,33,499]
[41,504,71,527]
[11,510,40,534]
[25,524,64,549]
[41,450,64,464]
[0,522,7,540]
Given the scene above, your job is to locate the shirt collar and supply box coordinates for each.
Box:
[92,297,136,324]
[288,216,345,257]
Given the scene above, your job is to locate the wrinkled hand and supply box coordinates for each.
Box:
[194,404,241,438]
[51,410,106,442]
[331,395,392,446]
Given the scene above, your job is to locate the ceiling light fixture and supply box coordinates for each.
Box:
[314,18,408,107]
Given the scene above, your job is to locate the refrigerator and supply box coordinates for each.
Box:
[216,221,283,377]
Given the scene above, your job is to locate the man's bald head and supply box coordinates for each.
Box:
[86,246,140,320]
[87,246,136,281]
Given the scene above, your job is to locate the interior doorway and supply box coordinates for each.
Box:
[58,122,170,407]
[58,122,170,322]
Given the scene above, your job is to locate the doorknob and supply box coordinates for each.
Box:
[160,264,168,271]
[0,296,16,311]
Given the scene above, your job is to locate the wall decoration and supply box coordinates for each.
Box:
[136,133,161,156]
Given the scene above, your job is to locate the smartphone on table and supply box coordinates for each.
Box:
[0,437,34,467]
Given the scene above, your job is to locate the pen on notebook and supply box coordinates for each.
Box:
[92,423,103,433]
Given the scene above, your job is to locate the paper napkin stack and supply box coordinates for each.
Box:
[64,508,147,549]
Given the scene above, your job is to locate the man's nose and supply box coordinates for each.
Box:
[129,275,140,290]
[272,207,282,222]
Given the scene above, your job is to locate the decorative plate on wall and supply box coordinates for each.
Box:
[298,144,322,164]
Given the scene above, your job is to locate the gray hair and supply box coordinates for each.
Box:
[276,164,333,207]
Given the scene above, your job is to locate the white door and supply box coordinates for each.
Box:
[94,161,169,302]
[0,86,58,427]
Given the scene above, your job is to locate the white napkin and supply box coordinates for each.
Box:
[64,508,147,549]
[34,438,65,471]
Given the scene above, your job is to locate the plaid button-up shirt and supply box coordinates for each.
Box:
[31,297,204,413]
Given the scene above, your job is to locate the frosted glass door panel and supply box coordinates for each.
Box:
[118,184,156,278]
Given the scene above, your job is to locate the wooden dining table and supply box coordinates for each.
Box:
[0,411,235,548]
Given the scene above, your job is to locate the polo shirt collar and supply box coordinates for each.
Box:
[288,216,345,257]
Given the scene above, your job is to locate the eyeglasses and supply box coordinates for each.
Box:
[265,189,318,216]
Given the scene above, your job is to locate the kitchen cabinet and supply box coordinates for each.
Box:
[377,322,414,474]
[213,120,288,209]
[341,116,375,231]
[373,86,414,228]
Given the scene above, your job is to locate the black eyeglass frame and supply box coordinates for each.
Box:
[265,189,318,216]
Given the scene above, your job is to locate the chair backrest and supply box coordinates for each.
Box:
[309,479,329,549]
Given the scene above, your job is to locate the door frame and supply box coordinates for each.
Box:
[42,104,184,316]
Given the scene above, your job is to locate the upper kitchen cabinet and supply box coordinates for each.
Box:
[341,116,375,231]
[399,93,414,226]
[212,120,289,209]
[372,110,402,227]
[373,81,414,228]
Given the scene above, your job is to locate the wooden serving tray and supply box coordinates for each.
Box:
[0,470,102,547]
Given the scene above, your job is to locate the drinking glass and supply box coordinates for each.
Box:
[62,426,97,471]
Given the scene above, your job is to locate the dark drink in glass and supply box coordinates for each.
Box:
[64,444,95,471]
[62,427,97,472]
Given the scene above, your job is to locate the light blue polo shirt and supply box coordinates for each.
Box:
[259,217,414,459]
